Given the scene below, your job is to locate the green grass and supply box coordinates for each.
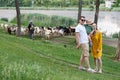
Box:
[0,28,120,80]
[10,13,77,27]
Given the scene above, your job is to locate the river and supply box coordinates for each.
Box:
[0,9,120,36]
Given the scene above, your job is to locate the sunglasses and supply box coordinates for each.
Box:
[81,19,86,22]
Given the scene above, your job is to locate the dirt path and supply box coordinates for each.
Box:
[103,39,118,48]
[66,36,118,48]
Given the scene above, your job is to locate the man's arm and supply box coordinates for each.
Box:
[75,32,80,49]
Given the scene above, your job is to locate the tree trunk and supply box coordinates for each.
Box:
[15,0,21,37]
[115,32,120,61]
[78,0,82,23]
[94,0,100,25]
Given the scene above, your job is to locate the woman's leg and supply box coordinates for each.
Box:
[98,57,102,73]
[94,58,98,71]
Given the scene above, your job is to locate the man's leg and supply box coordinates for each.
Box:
[84,56,90,69]
[79,43,89,70]
[82,43,96,73]
[83,43,90,69]
[79,55,84,67]
[30,31,32,39]
[79,44,86,70]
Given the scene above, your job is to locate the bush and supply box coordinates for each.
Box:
[112,7,120,11]
[10,13,77,27]
[89,5,94,11]
[1,18,8,22]
[112,32,119,38]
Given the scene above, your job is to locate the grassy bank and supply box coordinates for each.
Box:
[0,28,120,80]
[10,13,77,27]
[0,7,120,11]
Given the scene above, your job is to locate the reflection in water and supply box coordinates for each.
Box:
[98,15,120,36]
[83,11,120,37]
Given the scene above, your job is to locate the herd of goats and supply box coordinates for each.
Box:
[0,23,75,39]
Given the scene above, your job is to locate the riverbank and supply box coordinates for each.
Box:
[0,9,120,37]
[0,7,120,11]
[103,39,118,48]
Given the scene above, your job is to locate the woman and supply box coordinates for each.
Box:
[90,23,102,73]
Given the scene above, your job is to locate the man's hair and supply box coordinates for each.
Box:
[81,16,85,19]
[80,16,85,19]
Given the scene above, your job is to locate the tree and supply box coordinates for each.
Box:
[15,0,21,37]
[94,0,100,25]
[78,0,82,23]
[113,0,120,7]
[115,32,120,61]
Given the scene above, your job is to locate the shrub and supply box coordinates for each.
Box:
[1,18,8,22]
[10,13,77,27]
[112,7,120,11]
[89,5,94,11]
[112,32,119,38]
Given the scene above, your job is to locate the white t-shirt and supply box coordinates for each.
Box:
[75,24,88,44]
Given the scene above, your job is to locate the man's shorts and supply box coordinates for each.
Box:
[80,43,89,57]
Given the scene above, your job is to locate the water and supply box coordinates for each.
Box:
[81,11,120,36]
[0,10,120,36]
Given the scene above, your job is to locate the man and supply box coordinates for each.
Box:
[28,21,34,39]
[75,16,95,73]
[84,20,93,52]
[84,20,93,36]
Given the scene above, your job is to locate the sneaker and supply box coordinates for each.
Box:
[98,70,102,73]
[94,68,98,72]
[79,66,86,71]
[87,68,97,73]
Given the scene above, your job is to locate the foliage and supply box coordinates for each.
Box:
[112,0,120,7]
[89,5,94,11]
[112,7,120,11]
[1,18,8,22]
[10,13,77,27]
[0,0,111,8]
[0,0,119,11]
[112,33,119,38]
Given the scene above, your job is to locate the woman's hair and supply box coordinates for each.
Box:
[92,23,98,35]
[92,23,98,30]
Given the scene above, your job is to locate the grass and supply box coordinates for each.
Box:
[10,13,77,27]
[0,28,120,80]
